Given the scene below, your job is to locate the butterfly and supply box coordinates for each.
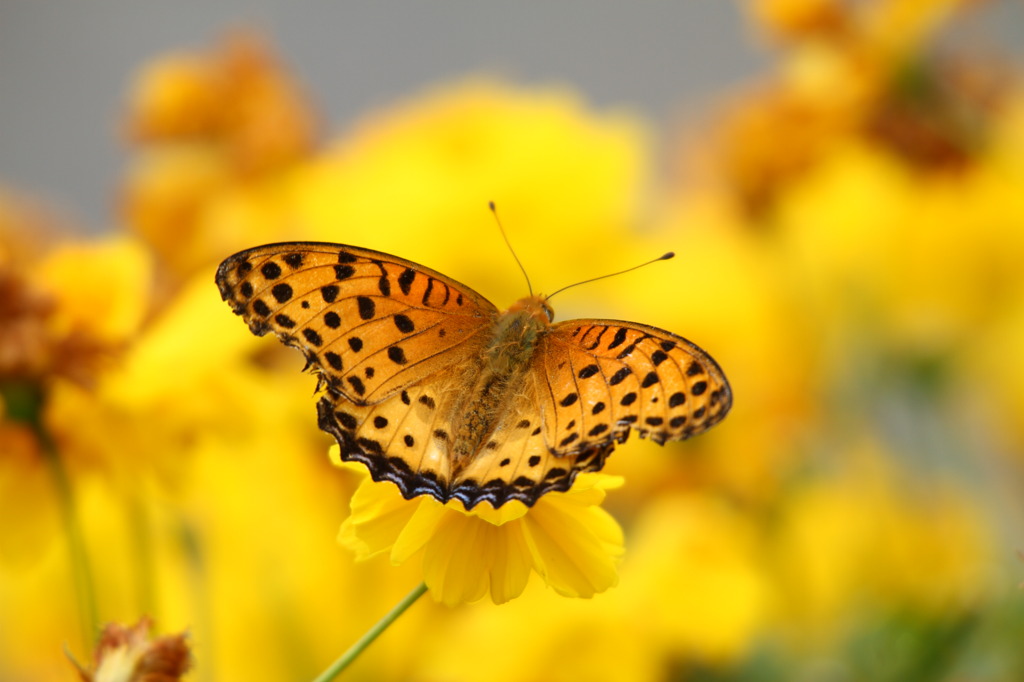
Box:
[216,241,732,509]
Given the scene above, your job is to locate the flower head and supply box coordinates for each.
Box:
[334,452,624,606]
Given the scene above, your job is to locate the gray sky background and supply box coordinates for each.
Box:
[0,2,1019,228]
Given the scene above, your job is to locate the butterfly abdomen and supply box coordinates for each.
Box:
[448,302,550,471]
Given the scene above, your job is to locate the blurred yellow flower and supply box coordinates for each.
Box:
[122,33,317,284]
[723,0,1004,214]
[124,31,316,173]
[37,238,151,348]
[751,0,849,41]
[623,493,770,663]
[0,227,149,389]
[772,444,994,641]
[291,78,650,299]
[336,456,625,606]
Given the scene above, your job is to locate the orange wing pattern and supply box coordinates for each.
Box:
[216,242,497,404]
[532,320,732,459]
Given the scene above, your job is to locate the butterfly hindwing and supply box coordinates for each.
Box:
[317,363,605,509]
[447,392,616,508]
[317,376,460,500]
[534,320,732,458]
[216,242,497,404]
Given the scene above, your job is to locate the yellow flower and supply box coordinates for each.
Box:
[124,31,315,173]
[621,493,769,663]
[772,443,995,642]
[335,454,624,606]
[0,221,149,389]
[122,33,317,283]
[750,0,850,42]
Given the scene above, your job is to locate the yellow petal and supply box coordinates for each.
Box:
[522,494,624,598]
[421,514,494,606]
[485,522,533,605]
[338,476,420,561]
[390,498,446,564]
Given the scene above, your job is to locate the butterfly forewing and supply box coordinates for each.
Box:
[216,242,497,404]
[534,320,732,458]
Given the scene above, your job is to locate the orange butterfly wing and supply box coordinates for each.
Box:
[532,320,732,456]
[216,241,497,404]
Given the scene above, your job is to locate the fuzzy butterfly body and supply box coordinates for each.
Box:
[216,241,731,509]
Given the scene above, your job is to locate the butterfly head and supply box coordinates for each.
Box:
[506,294,554,325]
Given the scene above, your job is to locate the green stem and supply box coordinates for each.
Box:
[4,380,99,649]
[311,582,428,682]
[39,421,99,649]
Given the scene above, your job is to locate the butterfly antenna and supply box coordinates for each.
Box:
[545,252,675,302]
[489,201,533,297]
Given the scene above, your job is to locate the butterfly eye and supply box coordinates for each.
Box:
[541,300,554,323]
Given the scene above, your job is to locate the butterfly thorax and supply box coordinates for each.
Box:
[483,295,553,374]
[449,295,553,470]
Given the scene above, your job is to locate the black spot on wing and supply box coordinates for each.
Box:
[271,283,292,303]
[388,346,407,364]
[394,314,415,333]
[261,261,282,280]
[398,268,415,295]
[609,367,631,385]
[585,326,609,351]
[252,300,271,317]
[321,285,339,303]
[607,327,628,349]
[357,296,375,320]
